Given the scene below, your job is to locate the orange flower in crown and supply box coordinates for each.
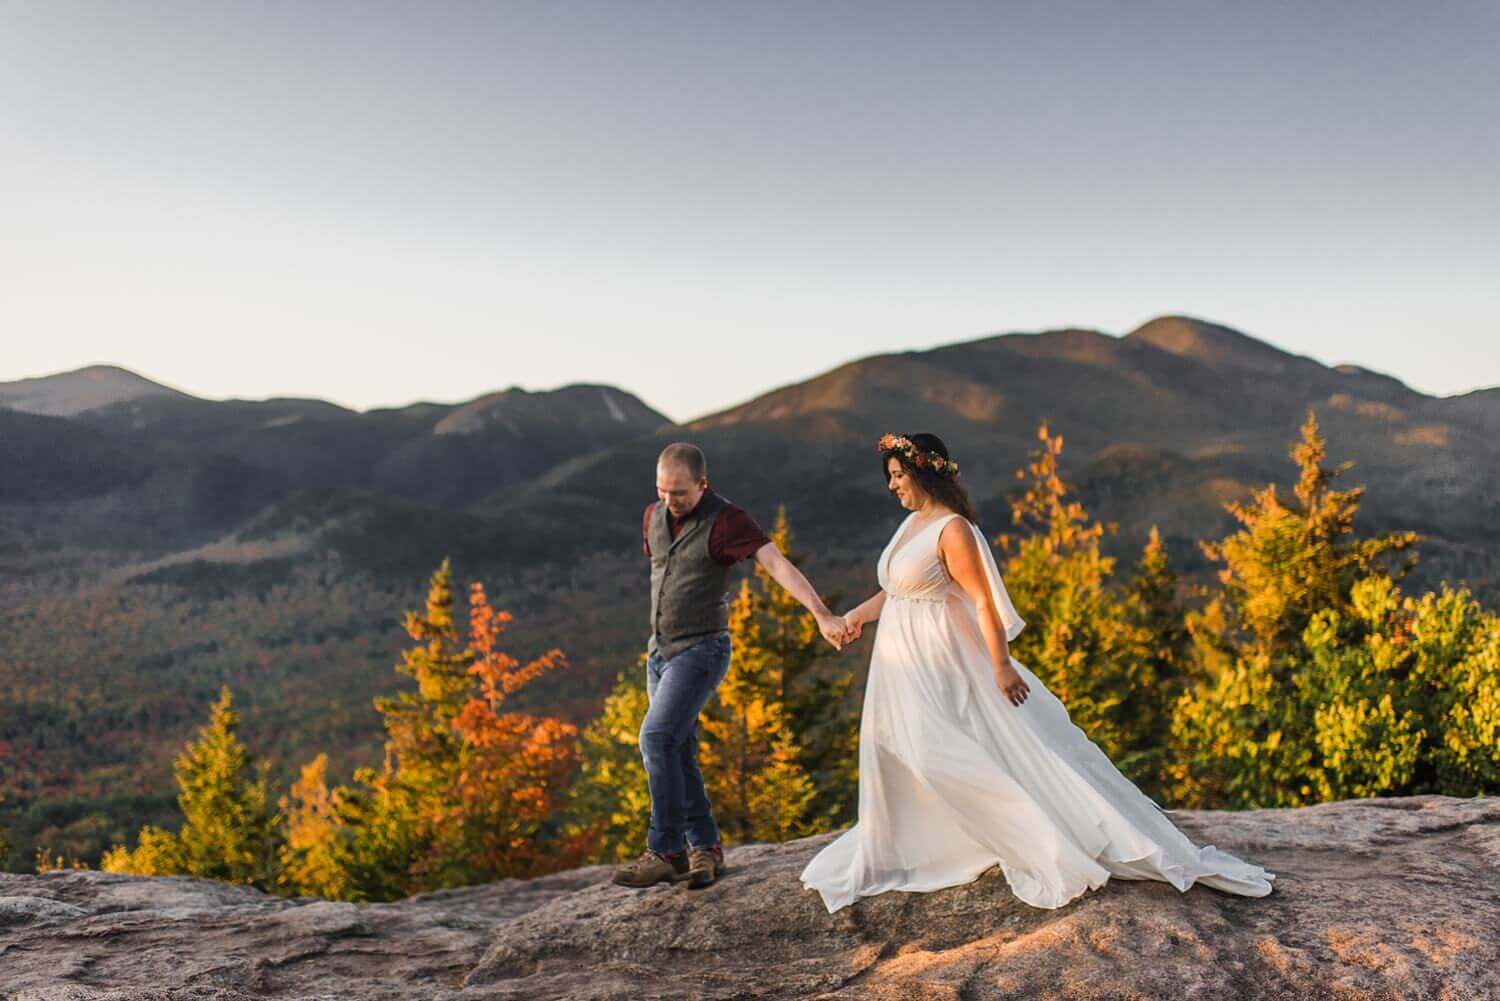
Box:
[877,433,960,477]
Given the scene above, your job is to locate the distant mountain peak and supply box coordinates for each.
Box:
[0,364,193,417]
[431,383,670,437]
[1329,362,1415,400]
[1124,315,1303,373]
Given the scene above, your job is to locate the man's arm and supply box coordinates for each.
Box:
[753,541,849,649]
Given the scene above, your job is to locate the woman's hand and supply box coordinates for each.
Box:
[840,611,863,641]
[815,611,848,650]
[994,662,1030,706]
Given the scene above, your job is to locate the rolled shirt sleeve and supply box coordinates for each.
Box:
[710,505,772,565]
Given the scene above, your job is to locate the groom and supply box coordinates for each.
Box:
[612,442,851,891]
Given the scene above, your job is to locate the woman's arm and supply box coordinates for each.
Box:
[843,590,888,636]
[939,520,1031,706]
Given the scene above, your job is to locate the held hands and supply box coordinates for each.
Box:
[815,610,861,650]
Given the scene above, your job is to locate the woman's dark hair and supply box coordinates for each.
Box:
[880,432,980,526]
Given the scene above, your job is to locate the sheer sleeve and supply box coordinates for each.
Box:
[966,519,1025,642]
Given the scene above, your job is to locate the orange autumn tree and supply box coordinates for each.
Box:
[441,580,593,878]
[279,559,587,900]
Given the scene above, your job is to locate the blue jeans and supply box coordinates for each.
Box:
[640,630,732,855]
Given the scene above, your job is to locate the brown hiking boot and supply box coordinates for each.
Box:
[612,848,690,888]
[684,842,725,889]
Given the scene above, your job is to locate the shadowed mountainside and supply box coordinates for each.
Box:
[483,314,1500,590]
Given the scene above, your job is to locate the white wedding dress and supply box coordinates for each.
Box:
[799,510,1275,913]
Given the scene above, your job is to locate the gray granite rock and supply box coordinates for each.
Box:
[2,795,1498,1000]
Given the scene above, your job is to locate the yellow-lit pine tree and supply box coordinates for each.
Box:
[1119,525,1189,799]
[566,511,845,856]
[994,423,1166,775]
[101,686,281,890]
[276,753,353,899]
[1423,591,1500,795]
[1174,570,1500,807]
[566,507,853,856]
[750,507,858,827]
[1167,410,1441,808]
[561,657,653,863]
[280,558,581,900]
[331,557,478,899]
[699,575,818,841]
[1191,410,1419,665]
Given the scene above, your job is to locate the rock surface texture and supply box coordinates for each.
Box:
[2,795,1498,1000]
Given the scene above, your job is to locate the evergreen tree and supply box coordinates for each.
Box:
[277,753,354,899]
[562,659,653,862]
[101,686,281,889]
[1117,526,1189,796]
[279,560,582,900]
[994,422,1166,775]
[1424,591,1500,795]
[1189,410,1419,665]
[335,558,477,899]
[1174,573,1500,807]
[1126,527,1186,684]
[699,574,819,841]
[1168,411,1433,807]
[752,507,858,827]
[566,508,845,855]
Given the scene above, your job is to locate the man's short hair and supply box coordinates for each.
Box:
[658,442,707,481]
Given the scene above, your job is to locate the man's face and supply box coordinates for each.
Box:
[657,461,707,518]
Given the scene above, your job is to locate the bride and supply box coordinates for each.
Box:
[799,432,1276,913]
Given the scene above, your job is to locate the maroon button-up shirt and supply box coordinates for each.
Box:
[642,491,772,565]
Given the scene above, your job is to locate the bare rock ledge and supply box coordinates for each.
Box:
[2,795,1498,1000]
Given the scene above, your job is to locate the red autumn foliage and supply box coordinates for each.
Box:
[443,582,595,876]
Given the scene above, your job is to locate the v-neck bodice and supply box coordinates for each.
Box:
[879,511,963,599]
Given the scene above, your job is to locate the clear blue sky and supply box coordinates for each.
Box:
[4,0,1496,423]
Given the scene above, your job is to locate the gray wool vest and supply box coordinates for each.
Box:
[647,489,734,661]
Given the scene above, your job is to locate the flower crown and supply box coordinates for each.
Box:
[878,433,960,477]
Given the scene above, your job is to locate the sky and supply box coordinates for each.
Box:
[3,0,1496,424]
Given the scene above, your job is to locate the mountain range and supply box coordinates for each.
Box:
[2,314,1496,868]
